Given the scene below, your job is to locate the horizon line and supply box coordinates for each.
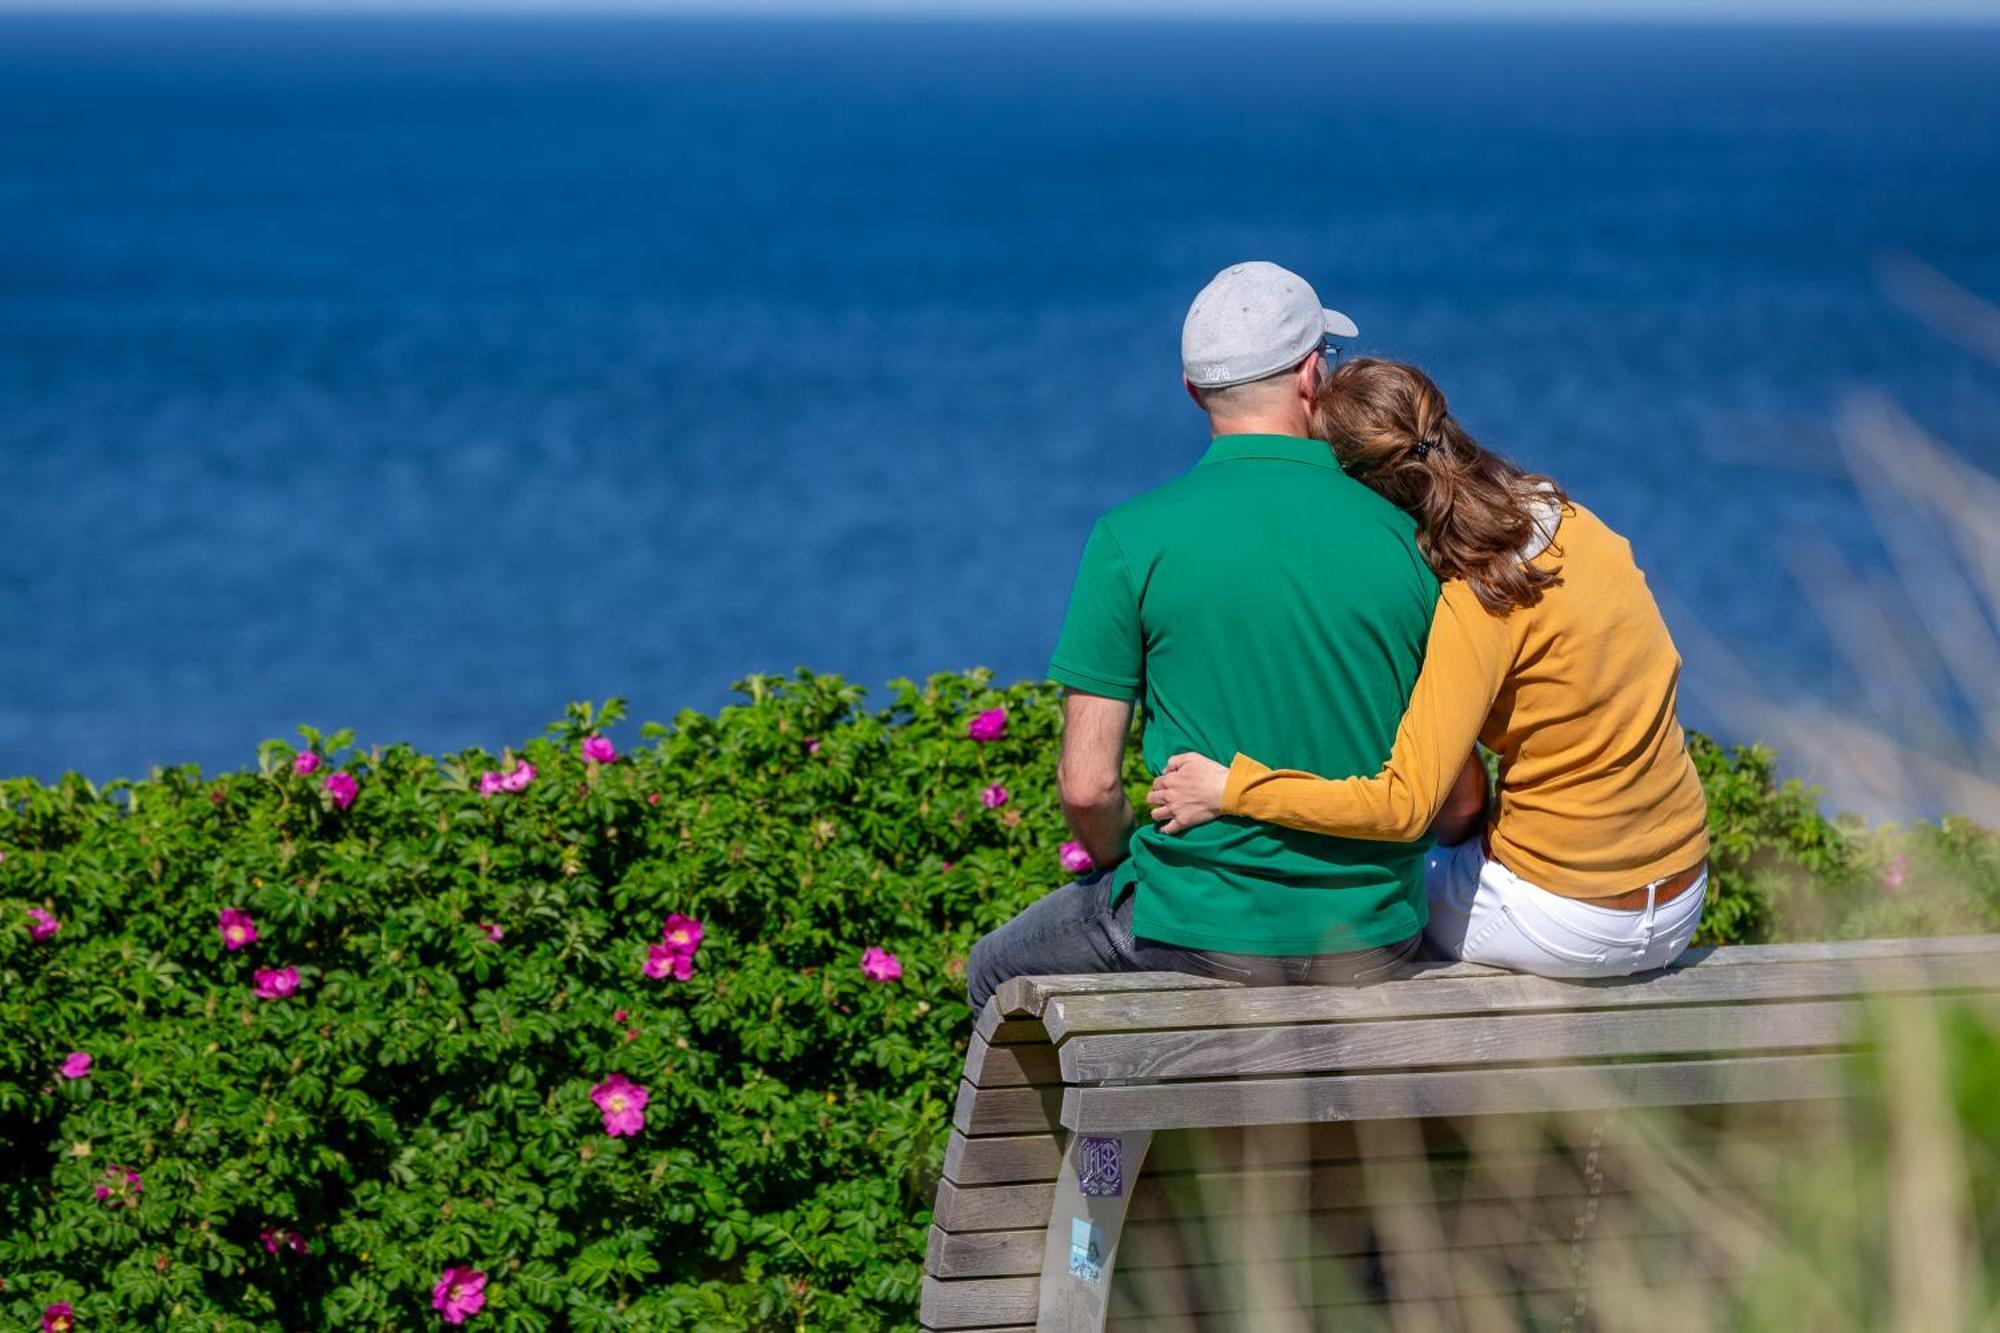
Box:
[4,2,1999,21]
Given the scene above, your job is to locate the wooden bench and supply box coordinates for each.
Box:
[921,934,2000,1332]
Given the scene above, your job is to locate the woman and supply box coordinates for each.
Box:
[1145,358,1710,978]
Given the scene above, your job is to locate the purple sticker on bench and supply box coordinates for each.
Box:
[1077,1135,1123,1197]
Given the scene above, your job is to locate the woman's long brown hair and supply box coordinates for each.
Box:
[1312,357,1567,614]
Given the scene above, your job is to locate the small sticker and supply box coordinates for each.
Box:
[1077,1135,1123,1197]
[1068,1217,1104,1283]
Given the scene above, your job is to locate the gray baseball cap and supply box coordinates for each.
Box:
[1181,261,1359,389]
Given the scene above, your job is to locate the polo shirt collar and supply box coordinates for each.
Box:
[1197,433,1341,470]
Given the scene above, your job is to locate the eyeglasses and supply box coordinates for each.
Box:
[1320,337,1345,370]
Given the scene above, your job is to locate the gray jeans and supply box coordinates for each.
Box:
[965,871,1423,1014]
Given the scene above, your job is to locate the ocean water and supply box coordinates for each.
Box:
[3,15,1998,795]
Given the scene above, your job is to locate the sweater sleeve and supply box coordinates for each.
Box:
[1220,586,1512,842]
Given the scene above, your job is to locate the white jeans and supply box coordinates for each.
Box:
[1423,839,1707,979]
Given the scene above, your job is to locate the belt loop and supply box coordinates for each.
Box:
[1640,883,1659,944]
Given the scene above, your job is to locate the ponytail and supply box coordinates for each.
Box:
[1312,358,1566,614]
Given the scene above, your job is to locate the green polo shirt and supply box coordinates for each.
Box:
[1049,433,1440,954]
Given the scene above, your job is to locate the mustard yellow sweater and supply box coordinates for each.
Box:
[1221,502,1709,898]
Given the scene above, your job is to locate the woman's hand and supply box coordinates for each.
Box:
[1147,752,1231,834]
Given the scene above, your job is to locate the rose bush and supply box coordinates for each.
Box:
[2,669,1993,1330]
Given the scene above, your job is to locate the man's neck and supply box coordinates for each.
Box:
[1208,411,1309,439]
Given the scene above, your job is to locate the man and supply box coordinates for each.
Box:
[965,261,1484,1013]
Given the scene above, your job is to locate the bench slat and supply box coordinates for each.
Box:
[953,1080,1064,1136]
[919,1276,1039,1330]
[942,1130,1065,1186]
[964,1033,1063,1088]
[991,970,1239,1018]
[1063,1052,1856,1132]
[934,1194,1730,1280]
[1107,1267,1723,1321]
[971,998,1055,1043]
[927,1224,1045,1279]
[1061,996,1866,1082]
[1655,935,2000,965]
[932,1179,1060,1231]
[1043,952,1998,1041]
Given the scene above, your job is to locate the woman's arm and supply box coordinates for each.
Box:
[1148,586,1510,841]
[1225,590,1510,841]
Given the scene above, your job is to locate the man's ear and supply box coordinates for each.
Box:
[1183,375,1205,409]
[1294,352,1322,406]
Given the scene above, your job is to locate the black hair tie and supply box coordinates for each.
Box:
[1410,439,1437,460]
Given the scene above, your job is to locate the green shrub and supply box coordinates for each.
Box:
[1,671,1992,1330]
[1687,733,1855,946]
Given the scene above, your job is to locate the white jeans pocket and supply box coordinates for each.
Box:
[1496,901,1613,971]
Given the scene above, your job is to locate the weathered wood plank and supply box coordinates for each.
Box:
[942,1130,1065,1186]
[1378,935,2000,980]
[953,1080,1065,1136]
[992,970,1239,1018]
[933,1200,1717,1281]
[1063,1052,1857,1132]
[963,1032,1063,1088]
[1127,1155,1728,1222]
[931,1206,1718,1284]
[971,997,1051,1045]
[1104,1269,1722,1323]
[1658,935,2000,966]
[1043,952,1998,1040]
[932,1179,1061,1231]
[919,1276,1039,1329]
[1060,997,1866,1082]
[1137,1104,1829,1175]
[927,1224,1046,1279]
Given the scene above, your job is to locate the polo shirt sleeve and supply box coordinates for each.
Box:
[1048,517,1143,701]
[1220,582,1510,841]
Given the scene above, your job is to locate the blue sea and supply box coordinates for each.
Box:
[3,15,1999,803]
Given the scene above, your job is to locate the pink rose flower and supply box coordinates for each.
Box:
[43,1303,74,1333]
[612,1008,628,1024]
[941,861,955,874]
[477,770,505,797]
[582,735,617,764]
[967,707,1007,743]
[980,784,1009,809]
[94,1165,141,1208]
[591,1073,649,1137]
[323,771,358,810]
[28,906,60,941]
[59,1052,92,1080]
[861,946,903,983]
[644,943,694,981]
[432,1266,487,1325]
[261,1226,308,1254]
[479,922,504,942]
[1059,841,1096,874]
[1881,853,1910,893]
[219,907,258,952]
[253,966,300,1000]
[293,751,322,776]
[805,738,821,755]
[660,913,703,956]
[500,760,535,793]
